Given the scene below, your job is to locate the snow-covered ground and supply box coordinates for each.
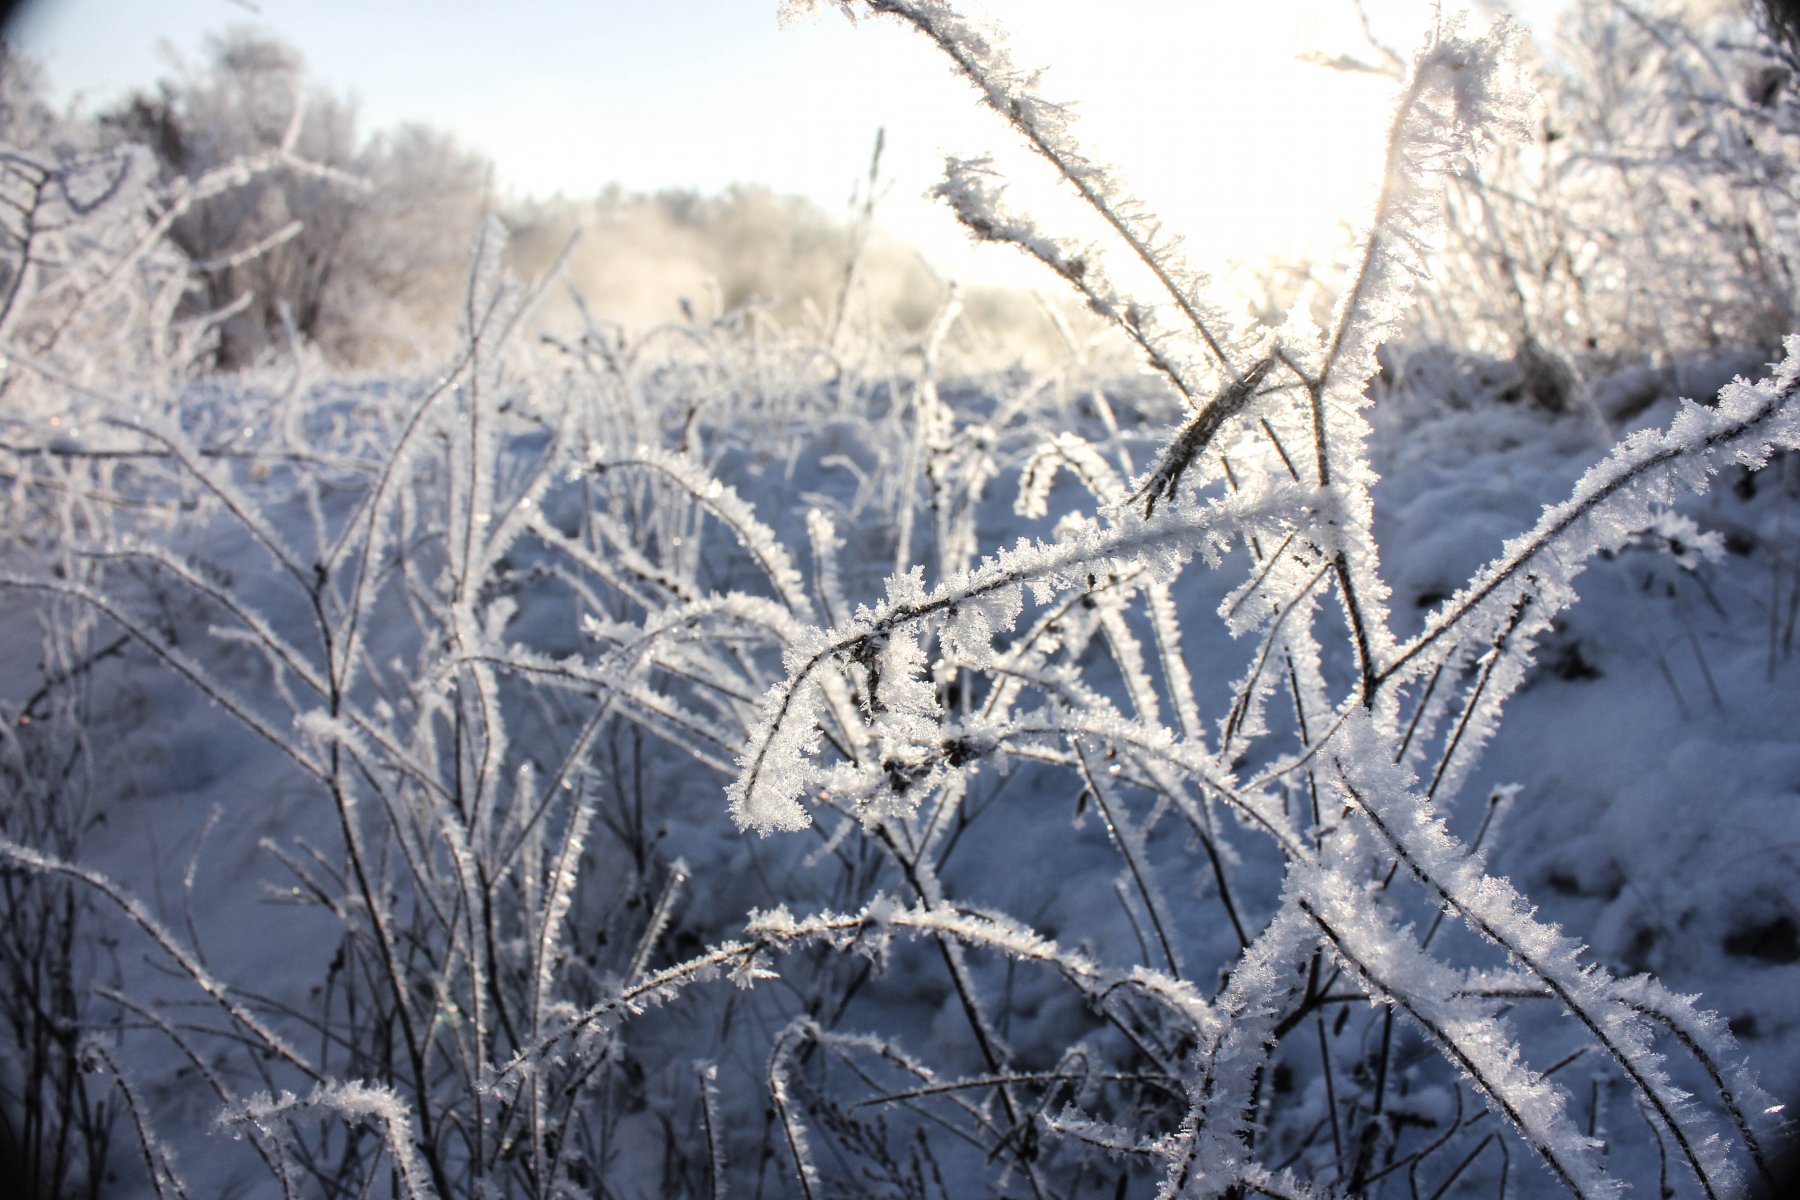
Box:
[1,316,1794,1197]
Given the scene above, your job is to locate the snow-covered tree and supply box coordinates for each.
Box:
[104,28,490,367]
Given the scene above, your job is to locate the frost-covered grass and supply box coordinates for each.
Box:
[2,3,1799,1199]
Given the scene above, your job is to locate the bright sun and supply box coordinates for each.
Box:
[851,0,1469,289]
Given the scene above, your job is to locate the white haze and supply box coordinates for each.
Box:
[7,0,1570,289]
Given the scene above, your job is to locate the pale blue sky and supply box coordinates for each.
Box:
[6,0,1567,282]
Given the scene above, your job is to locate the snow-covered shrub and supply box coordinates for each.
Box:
[0,584,115,1199]
[0,210,943,1194]
[0,73,397,1194]
[1419,0,1800,395]
[0,139,195,404]
[711,2,1797,1195]
[0,2,1795,1197]
[103,28,491,368]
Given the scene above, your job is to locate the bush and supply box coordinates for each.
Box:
[1418,0,1800,392]
[101,28,491,369]
[504,181,1092,372]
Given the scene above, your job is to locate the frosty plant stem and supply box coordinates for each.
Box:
[735,3,1795,1196]
[847,0,1241,378]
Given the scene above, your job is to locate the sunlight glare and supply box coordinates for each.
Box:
[807,0,1462,290]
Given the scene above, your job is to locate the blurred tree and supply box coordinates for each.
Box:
[0,43,58,147]
[101,27,491,368]
[1759,0,1800,62]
